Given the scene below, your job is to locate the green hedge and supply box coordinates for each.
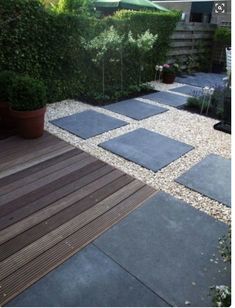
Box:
[0,0,180,103]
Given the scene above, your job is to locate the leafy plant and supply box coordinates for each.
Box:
[214,27,231,46]
[162,63,179,75]
[210,227,231,307]
[0,70,16,101]
[9,75,47,111]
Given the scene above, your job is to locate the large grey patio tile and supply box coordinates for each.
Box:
[176,154,231,207]
[99,128,193,172]
[170,85,203,97]
[8,245,168,307]
[104,99,168,120]
[50,110,128,139]
[94,192,230,307]
[141,91,188,107]
[176,72,226,88]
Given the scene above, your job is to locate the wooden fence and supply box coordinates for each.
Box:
[167,22,217,71]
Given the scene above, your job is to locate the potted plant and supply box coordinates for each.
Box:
[9,75,47,139]
[162,63,179,84]
[0,71,16,129]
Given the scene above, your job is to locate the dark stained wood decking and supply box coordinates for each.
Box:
[0,132,157,306]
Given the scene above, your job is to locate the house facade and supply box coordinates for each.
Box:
[152,0,231,26]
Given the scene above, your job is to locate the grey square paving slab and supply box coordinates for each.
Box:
[141,91,188,107]
[50,110,127,139]
[99,128,193,172]
[176,72,226,88]
[8,245,168,307]
[103,99,168,120]
[170,85,203,97]
[94,192,230,307]
[176,154,231,207]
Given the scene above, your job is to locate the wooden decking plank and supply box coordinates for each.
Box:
[0,144,74,179]
[0,151,87,196]
[0,180,144,280]
[0,185,156,306]
[0,138,69,172]
[0,131,54,154]
[0,148,80,189]
[0,152,91,206]
[0,133,60,161]
[0,173,131,261]
[0,153,95,209]
[0,160,107,230]
[0,164,114,244]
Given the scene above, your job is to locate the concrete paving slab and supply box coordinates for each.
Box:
[176,154,231,207]
[99,128,193,172]
[8,245,168,307]
[104,99,168,120]
[95,192,230,307]
[176,73,226,88]
[50,110,128,139]
[170,85,203,97]
[141,91,188,107]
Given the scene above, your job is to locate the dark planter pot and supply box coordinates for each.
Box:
[0,100,16,129]
[211,61,224,74]
[162,73,176,84]
[10,107,46,139]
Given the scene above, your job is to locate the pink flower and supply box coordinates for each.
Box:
[163,64,170,68]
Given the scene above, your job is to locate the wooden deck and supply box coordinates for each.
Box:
[0,132,157,306]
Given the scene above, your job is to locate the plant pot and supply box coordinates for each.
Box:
[10,107,46,139]
[162,73,176,84]
[0,100,16,129]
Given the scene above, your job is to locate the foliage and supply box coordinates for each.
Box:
[186,86,226,119]
[0,70,16,101]
[214,27,231,46]
[210,285,231,307]
[218,227,231,263]
[55,0,96,15]
[0,0,180,103]
[9,75,47,111]
[162,63,179,75]
[210,228,231,307]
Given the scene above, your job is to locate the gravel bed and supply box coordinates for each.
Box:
[45,83,231,225]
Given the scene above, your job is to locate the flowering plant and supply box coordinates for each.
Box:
[162,63,179,74]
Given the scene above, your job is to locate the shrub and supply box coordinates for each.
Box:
[9,75,47,111]
[0,0,180,103]
[214,27,231,46]
[0,70,16,101]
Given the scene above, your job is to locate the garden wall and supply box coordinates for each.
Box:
[0,0,180,103]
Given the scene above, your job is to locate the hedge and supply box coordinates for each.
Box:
[0,0,180,103]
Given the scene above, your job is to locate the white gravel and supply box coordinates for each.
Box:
[45,80,231,225]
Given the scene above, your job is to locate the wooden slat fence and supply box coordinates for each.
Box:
[167,22,217,70]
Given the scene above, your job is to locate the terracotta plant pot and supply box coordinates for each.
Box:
[0,100,16,129]
[162,73,176,84]
[10,107,46,139]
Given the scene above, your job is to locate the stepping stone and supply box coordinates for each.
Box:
[104,99,168,120]
[8,245,167,307]
[176,72,226,88]
[170,85,203,97]
[141,91,188,107]
[95,192,230,307]
[176,154,231,207]
[99,128,193,172]
[50,110,128,139]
